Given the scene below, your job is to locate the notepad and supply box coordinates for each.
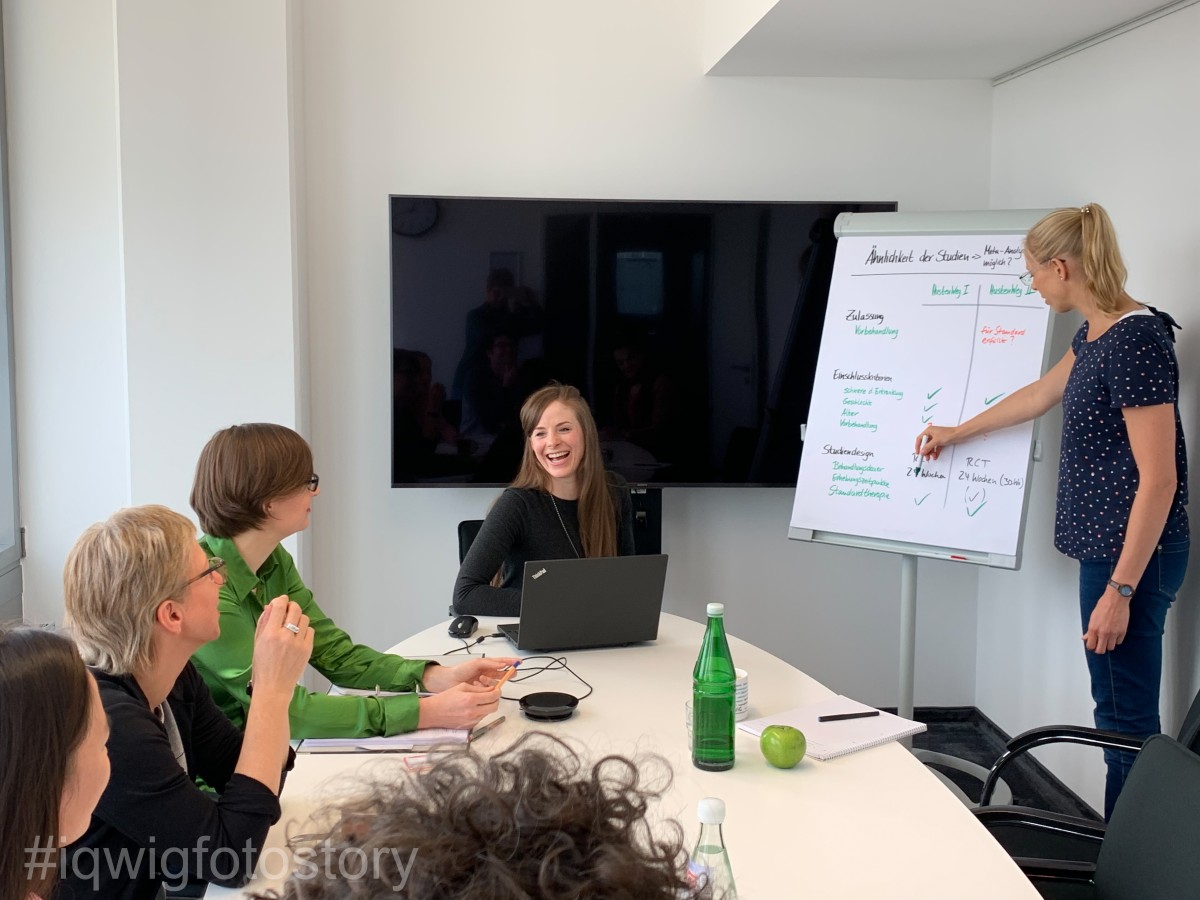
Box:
[297,728,470,754]
[328,686,432,699]
[738,696,926,760]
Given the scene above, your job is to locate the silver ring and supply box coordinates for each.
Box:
[284,622,301,634]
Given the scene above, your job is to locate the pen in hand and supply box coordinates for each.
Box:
[494,661,521,689]
[818,710,881,722]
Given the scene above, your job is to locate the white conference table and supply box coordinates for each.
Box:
[212,613,1037,898]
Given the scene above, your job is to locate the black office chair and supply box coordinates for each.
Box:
[458,519,484,563]
[999,734,1200,898]
[450,519,485,615]
[974,687,1200,863]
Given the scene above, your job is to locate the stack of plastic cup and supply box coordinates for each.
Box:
[734,669,749,721]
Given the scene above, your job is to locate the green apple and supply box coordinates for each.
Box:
[760,724,806,769]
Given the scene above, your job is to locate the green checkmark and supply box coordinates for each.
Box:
[915,493,931,506]
[922,415,933,424]
[923,402,937,412]
[985,392,1005,406]
[926,388,942,399]
[967,501,988,517]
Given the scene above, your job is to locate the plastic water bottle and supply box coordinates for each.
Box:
[692,602,736,771]
[686,796,738,899]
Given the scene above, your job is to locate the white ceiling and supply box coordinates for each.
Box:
[707,0,1182,80]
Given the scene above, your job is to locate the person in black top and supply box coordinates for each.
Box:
[60,505,312,899]
[460,333,524,454]
[608,336,681,462]
[0,626,110,900]
[916,204,1188,819]
[451,268,544,402]
[454,383,635,616]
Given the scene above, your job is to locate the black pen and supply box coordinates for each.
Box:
[818,710,881,722]
[470,715,506,742]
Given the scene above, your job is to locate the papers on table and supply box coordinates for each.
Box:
[304,673,484,753]
[298,728,470,754]
[738,695,926,760]
[327,685,432,698]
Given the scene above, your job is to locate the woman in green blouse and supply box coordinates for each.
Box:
[190,423,514,739]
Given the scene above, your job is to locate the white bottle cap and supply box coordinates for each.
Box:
[697,796,726,825]
[706,602,724,617]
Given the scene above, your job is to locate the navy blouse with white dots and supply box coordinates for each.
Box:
[1055,309,1189,560]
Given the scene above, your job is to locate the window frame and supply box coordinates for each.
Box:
[0,11,23,584]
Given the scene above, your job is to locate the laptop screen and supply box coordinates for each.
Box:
[502,554,668,651]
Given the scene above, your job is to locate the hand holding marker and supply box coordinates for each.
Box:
[914,426,948,472]
[914,433,932,475]
[915,387,939,473]
[495,660,520,689]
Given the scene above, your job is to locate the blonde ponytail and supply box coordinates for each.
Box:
[1026,203,1128,312]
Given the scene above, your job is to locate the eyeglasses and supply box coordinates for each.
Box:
[307,474,320,492]
[1019,258,1059,289]
[184,557,226,588]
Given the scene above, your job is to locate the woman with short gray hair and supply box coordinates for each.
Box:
[61,504,311,900]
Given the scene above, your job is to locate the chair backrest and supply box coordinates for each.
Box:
[1176,686,1200,753]
[1095,734,1200,899]
[458,519,484,564]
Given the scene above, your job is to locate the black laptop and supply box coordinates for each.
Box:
[498,554,668,651]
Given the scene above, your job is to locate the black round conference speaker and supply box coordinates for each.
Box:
[518,691,579,722]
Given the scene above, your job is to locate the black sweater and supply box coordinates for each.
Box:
[59,663,288,900]
[453,478,636,616]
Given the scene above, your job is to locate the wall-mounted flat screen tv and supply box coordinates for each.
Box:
[390,196,895,487]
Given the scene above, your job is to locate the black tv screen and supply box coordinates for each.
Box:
[390,196,895,487]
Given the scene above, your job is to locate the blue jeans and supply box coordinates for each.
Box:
[1078,538,1189,820]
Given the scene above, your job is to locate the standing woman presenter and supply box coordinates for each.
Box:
[915,204,1188,819]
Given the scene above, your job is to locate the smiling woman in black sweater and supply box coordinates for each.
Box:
[454,383,635,617]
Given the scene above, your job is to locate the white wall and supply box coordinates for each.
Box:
[701,0,779,73]
[114,2,300,509]
[984,3,1200,809]
[6,0,301,624]
[8,1,991,706]
[298,0,991,705]
[5,0,129,624]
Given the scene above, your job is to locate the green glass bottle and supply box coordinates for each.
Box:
[692,602,736,771]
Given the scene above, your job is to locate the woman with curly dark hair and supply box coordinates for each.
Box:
[268,733,693,899]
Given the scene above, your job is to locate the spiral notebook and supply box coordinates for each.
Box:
[738,696,926,760]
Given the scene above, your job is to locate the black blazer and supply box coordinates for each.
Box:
[59,663,292,900]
